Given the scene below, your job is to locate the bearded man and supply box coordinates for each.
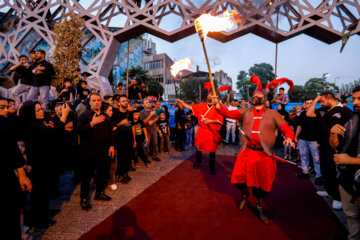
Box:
[213,77,295,224]
[330,86,360,240]
[176,92,224,175]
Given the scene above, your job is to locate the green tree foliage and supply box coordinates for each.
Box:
[122,66,149,83]
[53,12,84,87]
[248,63,275,84]
[289,85,305,102]
[179,77,219,101]
[147,79,164,97]
[304,78,339,98]
[236,63,275,101]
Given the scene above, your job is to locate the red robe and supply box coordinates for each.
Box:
[218,106,294,192]
[192,102,224,152]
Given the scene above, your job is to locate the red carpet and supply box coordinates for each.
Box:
[80,154,348,240]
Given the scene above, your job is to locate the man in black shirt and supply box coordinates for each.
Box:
[10,55,33,108]
[26,49,54,110]
[76,80,90,101]
[78,93,115,210]
[307,92,353,210]
[140,82,149,99]
[296,98,322,184]
[112,95,133,183]
[127,79,141,100]
[330,86,360,239]
[58,78,76,102]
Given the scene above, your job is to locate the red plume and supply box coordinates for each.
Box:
[204,81,211,91]
[250,75,262,90]
[266,78,294,92]
[217,85,232,93]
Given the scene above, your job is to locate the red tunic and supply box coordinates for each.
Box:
[231,107,291,192]
[192,102,224,152]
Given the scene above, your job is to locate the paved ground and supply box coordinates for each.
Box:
[30,144,347,239]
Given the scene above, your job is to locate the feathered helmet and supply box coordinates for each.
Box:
[250,75,294,96]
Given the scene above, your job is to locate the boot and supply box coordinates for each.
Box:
[194,149,202,169]
[238,189,249,210]
[256,198,269,225]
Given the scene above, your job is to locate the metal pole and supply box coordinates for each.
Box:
[126,40,130,98]
[199,83,201,102]
[172,76,177,99]
[275,43,278,79]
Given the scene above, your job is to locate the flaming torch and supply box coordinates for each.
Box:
[195,10,241,95]
[170,57,193,98]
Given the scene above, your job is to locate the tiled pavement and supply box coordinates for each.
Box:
[30,145,347,239]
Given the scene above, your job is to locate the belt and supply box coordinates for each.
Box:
[247,146,264,151]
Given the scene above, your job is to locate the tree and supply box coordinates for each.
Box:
[236,63,275,101]
[179,77,219,101]
[303,77,339,98]
[53,12,84,87]
[248,63,275,85]
[289,85,305,102]
[236,70,251,100]
[121,66,150,83]
[147,78,164,97]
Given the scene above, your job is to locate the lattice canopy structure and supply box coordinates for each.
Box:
[1,0,359,94]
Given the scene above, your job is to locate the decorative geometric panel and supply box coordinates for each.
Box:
[1,0,359,94]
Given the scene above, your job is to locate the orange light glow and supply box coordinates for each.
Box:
[195,10,242,41]
[170,57,193,77]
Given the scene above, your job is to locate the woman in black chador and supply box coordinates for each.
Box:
[20,101,70,228]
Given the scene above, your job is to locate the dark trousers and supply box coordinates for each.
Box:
[147,130,158,159]
[80,153,110,199]
[134,141,150,164]
[116,132,133,177]
[234,183,269,198]
[176,128,186,150]
[320,146,341,200]
[159,133,170,152]
[196,148,215,171]
[4,191,21,240]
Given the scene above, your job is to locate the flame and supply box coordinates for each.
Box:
[170,57,193,77]
[195,10,242,40]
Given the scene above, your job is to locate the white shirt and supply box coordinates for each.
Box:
[226,105,238,123]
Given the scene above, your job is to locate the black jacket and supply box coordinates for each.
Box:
[78,109,114,156]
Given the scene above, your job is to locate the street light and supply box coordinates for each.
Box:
[323,73,330,80]
[323,73,330,91]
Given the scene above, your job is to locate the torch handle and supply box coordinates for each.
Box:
[201,40,216,96]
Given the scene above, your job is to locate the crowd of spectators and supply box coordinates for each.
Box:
[3,49,360,240]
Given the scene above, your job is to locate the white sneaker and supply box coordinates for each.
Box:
[284,154,288,160]
[332,200,342,210]
[109,184,117,191]
[316,190,329,197]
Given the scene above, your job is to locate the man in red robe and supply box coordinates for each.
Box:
[176,92,223,175]
[213,90,295,224]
